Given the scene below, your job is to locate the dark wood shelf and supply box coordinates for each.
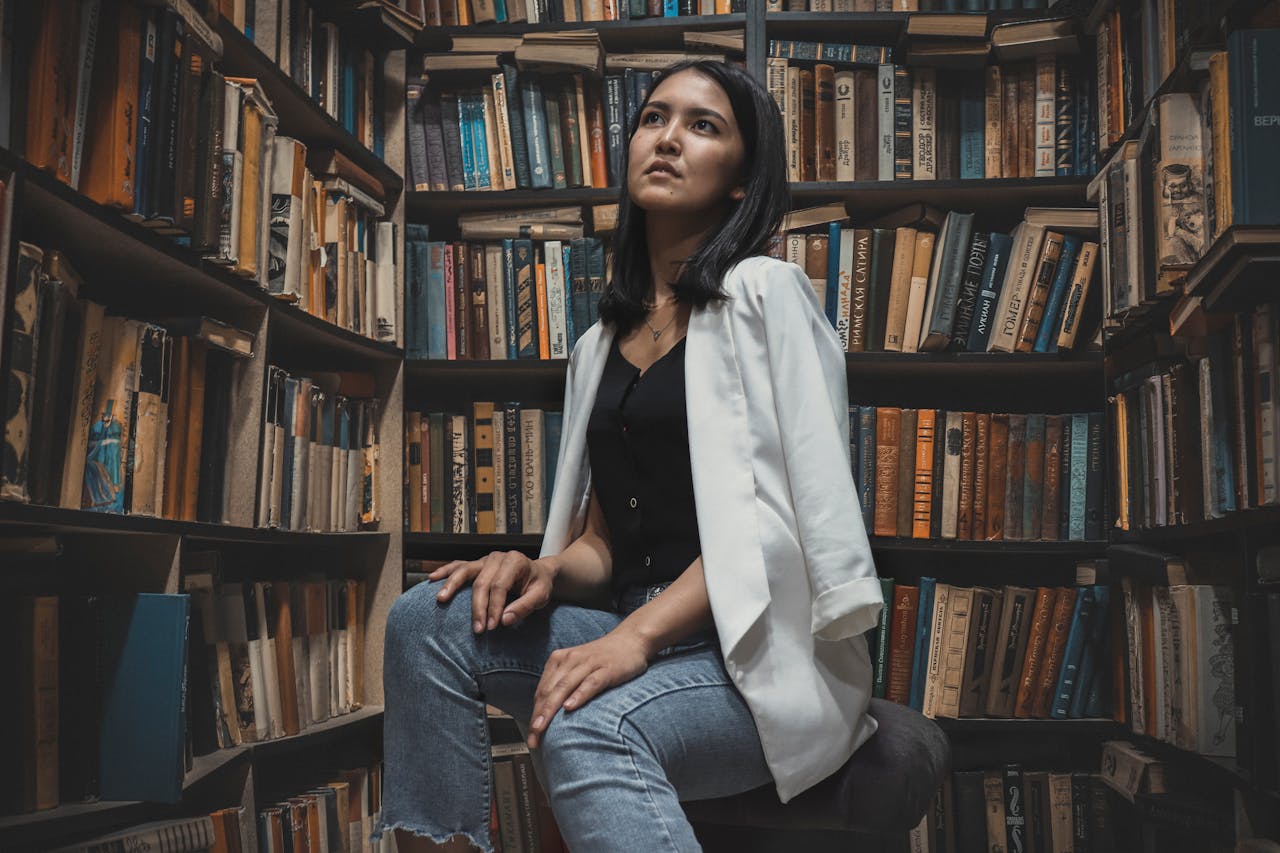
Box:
[407,187,617,218]
[764,9,1046,43]
[245,706,384,761]
[1109,506,1280,546]
[870,536,1106,553]
[1183,226,1280,316]
[216,18,403,199]
[0,502,391,547]
[405,532,544,558]
[308,0,421,50]
[935,716,1121,734]
[791,177,1091,221]
[418,13,747,51]
[1102,295,1177,354]
[1127,733,1280,801]
[268,302,405,368]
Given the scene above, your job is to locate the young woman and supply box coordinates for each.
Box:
[380,60,883,853]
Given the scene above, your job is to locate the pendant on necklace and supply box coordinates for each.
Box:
[651,328,662,341]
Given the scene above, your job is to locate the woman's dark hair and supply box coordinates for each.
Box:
[597,60,789,333]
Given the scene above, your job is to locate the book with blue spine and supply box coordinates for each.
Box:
[469,93,492,190]
[1075,84,1094,177]
[909,576,936,711]
[1033,233,1081,352]
[664,0,678,15]
[824,221,842,329]
[1071,585,1111,718]
[493,0,508,22]
[544,411,563,518]
[458,94,477,191]
[98,594,190,803]
[501,66,532,188]
[341,40,357,136]
[1050,586,1095,718]
[959,76,985,180]
[569,238,591,348]
[1067,413,1088,540]
[586,239,606,325]
[893,65,912,180]
[1207,334,1237,514]
[966,231,1012,351]
[426,241,449,359]
[768,40,892,66]
[1084,412,1105,541]
[521,76,554,189]
[1227,29,1280,226]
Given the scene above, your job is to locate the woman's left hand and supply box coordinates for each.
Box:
[527,631,651,749]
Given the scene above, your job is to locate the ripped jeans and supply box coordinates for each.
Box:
[378,579,772,852]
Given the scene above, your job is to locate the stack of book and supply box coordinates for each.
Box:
[765,46,1097,181]
[258,368,382,532]
[0,244,257,524]
[405,404,563,535]
[869,578,1113,721]
[405,225,607,362]
[774,205,1101,354]
[184,573,368,752]
[855,408,1106,542]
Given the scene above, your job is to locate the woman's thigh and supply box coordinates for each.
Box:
[541,644,772,802]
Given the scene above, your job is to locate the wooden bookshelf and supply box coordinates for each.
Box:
[417,12,748,51]
[1108,506,1280,546]
[1183,226,1280,315]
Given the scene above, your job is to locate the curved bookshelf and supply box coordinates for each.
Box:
[1183,226,1280,316]
[407,187,618,218]
[216,18,403,197]
[418,12,747,51]
[791,177,1091,219]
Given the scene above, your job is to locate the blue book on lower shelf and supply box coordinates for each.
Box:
[98,594,190,804]
[908,577,936,711]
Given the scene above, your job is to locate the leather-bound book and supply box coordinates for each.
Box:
[1003,413,1027,541]
[957,411,977,540]
[896,408,918,537]
[1013,586,1059,717]
[1032,586,1079,718]
[912,408,937,539]
[1040,415,1063,541]
[983,584,1035,717]
[815,64,837,181]
[874,407,902,536]
[799,68,816,182]
[959,586,1002,717]
[1023,412,1046,539]
[985,413,1009,540]
[972,412,990,540]
[886,584,920,705]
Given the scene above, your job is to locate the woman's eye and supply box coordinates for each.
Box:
[642,111,663,125]
[694,119,716,132]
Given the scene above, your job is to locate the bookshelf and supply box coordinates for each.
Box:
[0,0,408,850]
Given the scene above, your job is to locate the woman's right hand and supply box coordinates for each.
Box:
[429,551,559,634]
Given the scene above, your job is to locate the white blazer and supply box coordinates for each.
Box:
[541,255,885,802]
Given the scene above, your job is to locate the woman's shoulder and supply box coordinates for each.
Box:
[724,255,822,312]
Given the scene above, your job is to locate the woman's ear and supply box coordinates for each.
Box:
[730,185,746,202]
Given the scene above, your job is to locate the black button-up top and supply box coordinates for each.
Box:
[586,335,702,601]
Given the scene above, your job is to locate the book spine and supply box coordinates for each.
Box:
[877,64,895,181]
[967,232,1011,352]
[892,65,912,180]
[1055,61,1075,177]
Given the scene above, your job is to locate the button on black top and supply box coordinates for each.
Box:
[587,335,701,600]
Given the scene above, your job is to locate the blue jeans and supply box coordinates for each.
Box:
[379,579,772,852]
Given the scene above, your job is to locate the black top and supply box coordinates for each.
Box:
[586,335,702,600]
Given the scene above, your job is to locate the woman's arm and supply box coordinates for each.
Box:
[524,554,712,748]
[433,488,614,631]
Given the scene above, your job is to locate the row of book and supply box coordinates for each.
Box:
[222,0,388,155]
[771,0,1054,9]
[430,0,745,25]
[0,242,255,524]
[18,1,398,341]
[1115,576,1236,758]
[1097,31,1280,322]
[37,762,387,853]
[258,368,383,533]
[491,741,568,853]
[405,404,563,535]
[854,409,1106,543]
[405,232,608,361]
[871,579,1113,721]
[764,54,1098,184]
[187,575,368,753]
[909,766,1115,853]
[776,205,1100,354]
[407,65,631,192]
[1109,300,1280,531]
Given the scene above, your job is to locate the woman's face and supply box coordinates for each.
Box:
[626,69,748,219]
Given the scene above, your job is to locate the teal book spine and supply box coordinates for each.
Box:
[909,577,936,711]
[569,238,591,345]
[1022,413,1045,537]
[824,221,841,328]
[458,94,477,190]
[562,243,576,350]
[521,76,553,189]
[1227,29,1280,226]
[959,75,984,180]
[586,239,606,325]
[966,231,1012,352]
[426,242,449,359]
[494,0,508,21]
[470,93,492,190]
[1050,587,1095,718]
[873,577,895,698]
[544,411,563,517]
[1084,412,1105,541]
[664,0,677,14]
[98,594,190,804]
[1033,233,1081,352]
[1067,413,1088,540]
[501,66,532,189]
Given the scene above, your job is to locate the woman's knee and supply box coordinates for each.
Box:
[386,580,476,657]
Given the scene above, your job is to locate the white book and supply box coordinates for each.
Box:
[878,64,895,181]
[217,81,244,262]
[485,244,507,359]
[987,223,1046,352]
[257,123,278,291]
[450,414,470,533]
[911,67,936,181]
[375,221,396,343]
[254,0,278,60]
[574,76,593,188]
[269,137,307,300]
[545,241,569,359]
[1034,56,1057,177]
[834,70,856,182]
[1186,585,1235,757]
[520,409,545,534]
[834,229,854,349]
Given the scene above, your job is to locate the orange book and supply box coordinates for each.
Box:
[26,0,81,184]
[587,80,609,188]
[1031,587,1078,717]
[162,336,191,520]
[886,584,920,705]
[972,413,990,540]
[873,407,902,537]
[911,409,937,538]
[273,581,302,736]
[1013,587,1059,718]
[985,413,1009,539]
[535,262,551,360]
[82,0,141,207]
